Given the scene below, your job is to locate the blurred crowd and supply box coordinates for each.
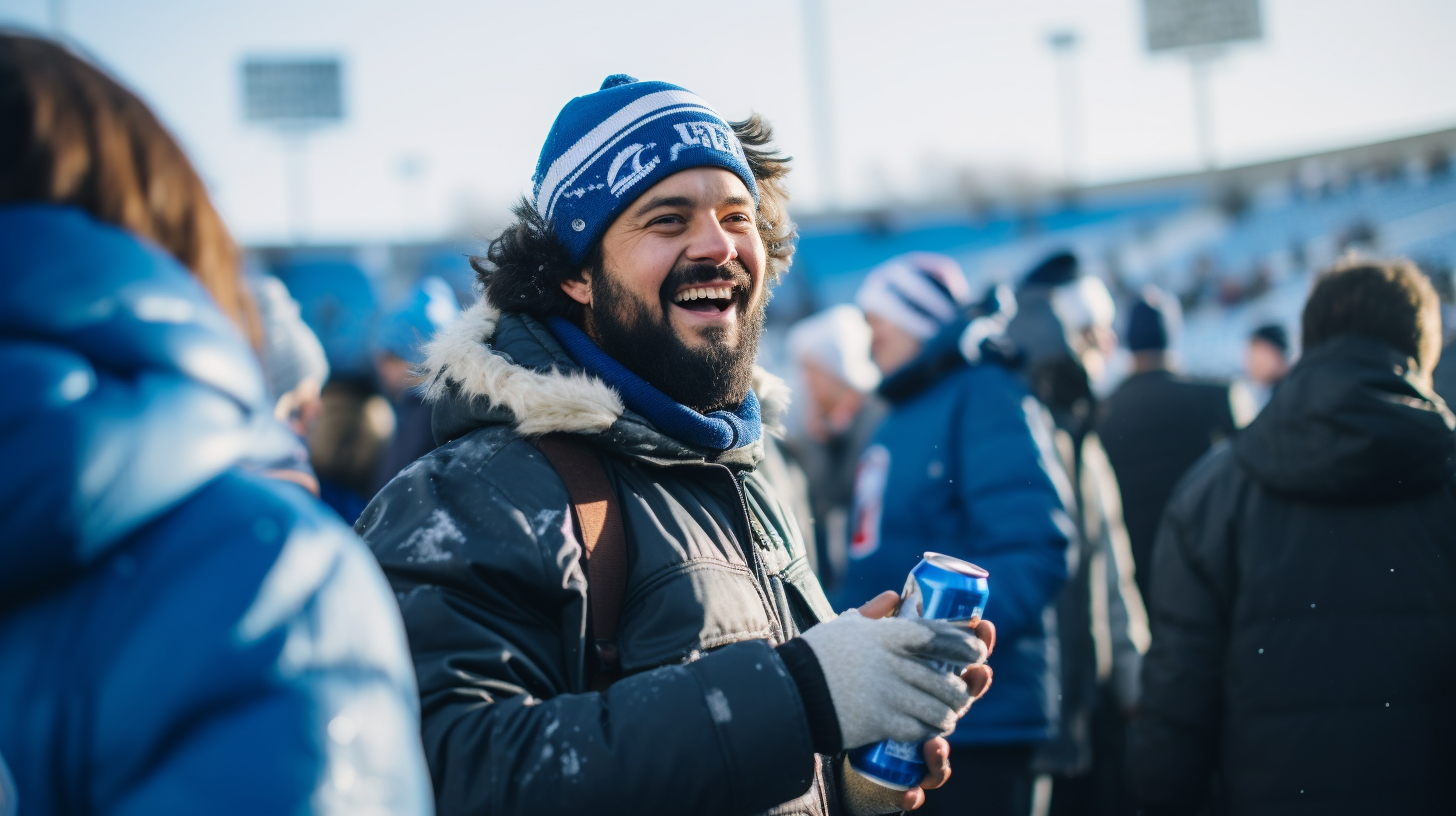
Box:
[5,30,1456,816]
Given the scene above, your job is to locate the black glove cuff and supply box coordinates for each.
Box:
[776,637,843,755]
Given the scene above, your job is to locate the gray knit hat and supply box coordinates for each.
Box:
[250,274,330,402]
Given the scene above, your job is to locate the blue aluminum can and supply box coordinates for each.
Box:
[847,552,990,790]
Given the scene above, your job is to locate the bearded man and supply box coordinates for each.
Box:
[357,75,996,816]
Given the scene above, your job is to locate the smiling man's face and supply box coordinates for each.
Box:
[560,167,769,413]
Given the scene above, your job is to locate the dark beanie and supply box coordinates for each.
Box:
[1251,323,1289,354]
[1126,285,1180,352]
[1022,250,1079,288]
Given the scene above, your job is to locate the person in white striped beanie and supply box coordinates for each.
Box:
[855,252,974,375]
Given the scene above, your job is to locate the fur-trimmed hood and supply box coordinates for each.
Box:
[417,297,791,466]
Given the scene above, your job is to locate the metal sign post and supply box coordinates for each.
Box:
[1187,47,1220,171]
[242,57,345,244]
[1046,29,1083,186]
[1143,0,1263,173]
[801,0,839,210]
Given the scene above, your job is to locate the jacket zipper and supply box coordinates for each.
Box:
[708,463,787,644]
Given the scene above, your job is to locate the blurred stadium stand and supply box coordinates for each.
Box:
[245,125,1456,382]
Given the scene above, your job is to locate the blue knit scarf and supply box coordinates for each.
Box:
[547,316,761,451]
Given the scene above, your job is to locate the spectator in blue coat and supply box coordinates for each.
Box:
[844,253,1074,816]
[0,34,431,816]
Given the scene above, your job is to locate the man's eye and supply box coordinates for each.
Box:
[650,215,685,226]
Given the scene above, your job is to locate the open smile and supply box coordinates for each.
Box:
[666,279,745,324]
[672,283,738,314]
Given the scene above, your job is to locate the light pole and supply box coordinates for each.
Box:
[1141,0,1264,176]
[242,58,344,245]
[801,0,839,210]
[1046,28,1083,186]
[1186,46,1220,172]
[281,128,312,243]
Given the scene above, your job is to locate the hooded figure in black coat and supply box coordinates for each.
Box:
[1097,286,1253,600]
[1130,258,1456,816]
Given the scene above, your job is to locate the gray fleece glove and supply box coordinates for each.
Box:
[799,609,987,751]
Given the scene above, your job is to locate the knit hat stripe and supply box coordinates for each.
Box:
[888,268,961,324]
[856,277,942,341]
[543,103,716,220]
[535,89,717,219]
[855,252,973,341]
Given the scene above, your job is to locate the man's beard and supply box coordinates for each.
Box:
[585,260,764,415]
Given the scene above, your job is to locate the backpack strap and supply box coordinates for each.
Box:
[531,433,628,690]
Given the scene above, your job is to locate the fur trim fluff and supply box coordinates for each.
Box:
[752,367,791,439]
[418,299,623,436]
[419,297,792,439]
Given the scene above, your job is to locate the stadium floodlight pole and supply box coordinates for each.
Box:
[800,0,839,211]
[1141,0,1263,177]
[1188,46,1221,172]
[1046,28,1083,187]
[242,57,344,246]
[282,128,311,244]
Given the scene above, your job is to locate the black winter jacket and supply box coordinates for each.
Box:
[1129,335,1456,815]
[357,300,842,816]
[1097,369,1246,599]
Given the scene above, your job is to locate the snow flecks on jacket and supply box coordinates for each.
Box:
[705,688,733,723]
[399,508,463,563]
[531,507,566,540]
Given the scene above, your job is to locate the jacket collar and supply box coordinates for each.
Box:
[418,297,790,468]
[1234,334,1456,502]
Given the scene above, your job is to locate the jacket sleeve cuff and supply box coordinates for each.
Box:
[775,637,844,755]
[685,640,819,813]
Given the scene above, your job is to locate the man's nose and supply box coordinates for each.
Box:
[684,217,738,267]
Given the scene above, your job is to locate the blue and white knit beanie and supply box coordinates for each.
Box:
[532,74,759,264]
[855,252,974,341]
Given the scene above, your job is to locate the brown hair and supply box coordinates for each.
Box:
[1303,255,1442,373]
[476,113,797,322]
[0,32,259,345]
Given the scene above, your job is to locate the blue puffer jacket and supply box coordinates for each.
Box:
[839,326,1074,746]
[0,206,432,816]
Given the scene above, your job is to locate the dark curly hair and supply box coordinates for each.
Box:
[473,114,796,322]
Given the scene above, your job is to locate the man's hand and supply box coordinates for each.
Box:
[856,591,997,811]
[855,590,996,696]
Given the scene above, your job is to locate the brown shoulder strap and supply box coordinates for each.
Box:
[532,433,627,687]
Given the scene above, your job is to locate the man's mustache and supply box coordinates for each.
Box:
[659,261,753,301]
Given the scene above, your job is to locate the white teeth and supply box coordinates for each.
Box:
[673,285,735,303]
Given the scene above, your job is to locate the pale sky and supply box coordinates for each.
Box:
[1,0,1452,245]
